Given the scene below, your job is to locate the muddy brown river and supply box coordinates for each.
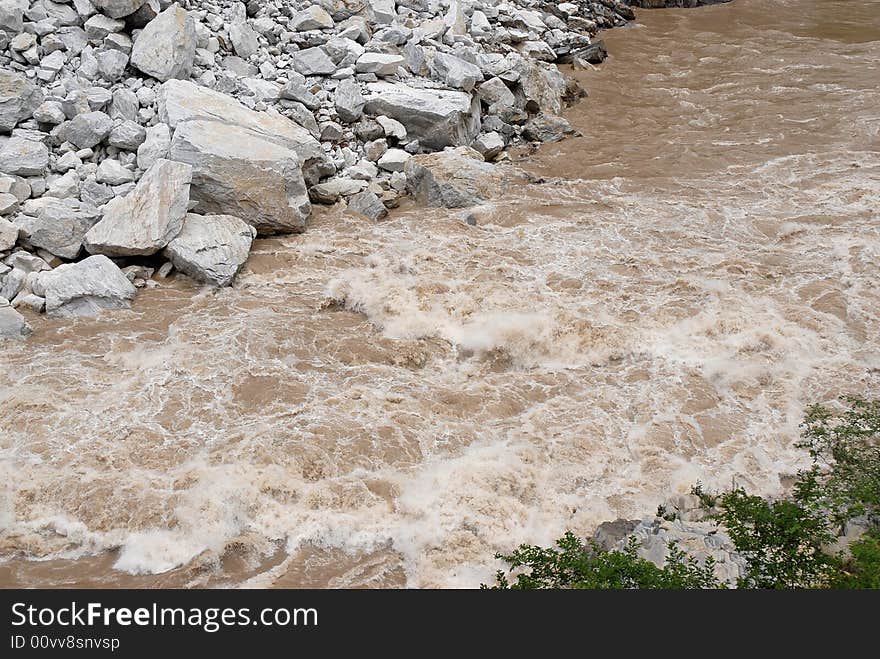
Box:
[2,0,878,588]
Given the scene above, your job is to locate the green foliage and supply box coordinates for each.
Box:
[486,532,723,590]
[796,396,880,532]
[716,487,834,589]
[829,533,880,589]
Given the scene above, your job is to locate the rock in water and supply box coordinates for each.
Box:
[130,5,196,82]
[363,82,481,150]
[308,178,368,204]
[522,114,574,143]
[34,255,136,317]
[164,213,256,287]
[157,79,332,184]
[347,190,387,221]
[168,120,311,235]
[0,298,31,341]
[519,61,567,116]
[0,70,44,132]
[84,159,192,256]
[404,146,531,208]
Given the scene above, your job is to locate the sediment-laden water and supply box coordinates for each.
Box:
[2,0,878,587]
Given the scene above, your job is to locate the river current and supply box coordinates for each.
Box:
[1,0,878,587]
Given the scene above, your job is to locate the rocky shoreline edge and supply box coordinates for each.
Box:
[1,0,733,337]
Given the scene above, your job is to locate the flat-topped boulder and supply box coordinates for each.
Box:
[0,137,49,176]
[157,79,333,184]
[363,82,480,150]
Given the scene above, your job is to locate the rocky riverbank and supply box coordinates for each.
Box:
[588,492,868,587]
[0,1,737,337]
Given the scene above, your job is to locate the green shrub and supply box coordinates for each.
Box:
[829,533,880,589]
[796,396,880,532]
[486,532,723,590]
[716,488,833,589]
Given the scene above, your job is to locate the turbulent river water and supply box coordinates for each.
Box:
[2,0,878,588]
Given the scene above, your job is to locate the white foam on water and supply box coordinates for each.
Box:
[2,0,879,587]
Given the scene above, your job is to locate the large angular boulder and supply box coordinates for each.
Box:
[91,0,148,19]
[130,4,196,82]
[0,136,49,176]
[0,70,44,133]
[404,146,532,208]
[163,213,256,287]
[0,0,25,33]
[168,120,311,235]
[291,6,334,31]
[157,79,333,184]
[15,198,102,259]
[363,82,480,150]
[229,20,259,59]
[84,158,192,257]
[355,53,405,76]
[34,255,137,317]
[0,298,31,341]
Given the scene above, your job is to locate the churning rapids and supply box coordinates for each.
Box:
[2,0,878,588]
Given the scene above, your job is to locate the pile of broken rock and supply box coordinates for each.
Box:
[1,0,639,337]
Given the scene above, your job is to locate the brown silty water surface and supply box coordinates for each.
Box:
[1,0,878,588]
